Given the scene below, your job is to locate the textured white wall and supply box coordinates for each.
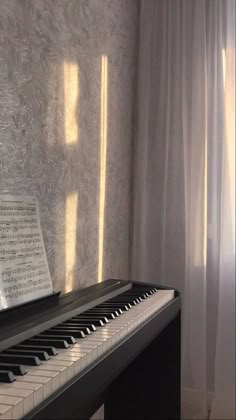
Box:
[0,0,139,292]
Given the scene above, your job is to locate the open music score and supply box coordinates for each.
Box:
[0,195,53,311]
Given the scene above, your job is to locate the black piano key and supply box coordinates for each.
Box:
[109,298,138,305]
[87,309,120,317]
[133,291,152,296]
[43,329,85,339]
[84,311,116,320]
[119,292,143,297]
[98,304,125,313]
[142,286,158,292]
[109,301,136,307]
[87,308,120,314]
[143,289,156,295]
[121,296,143,303]
[63,321,96,331]
[58,325,92,334]
[131,287,156,294]
[97,307,123,315]
[0,370,16,383]
[14,345,58,356]
[125,288,150,293]
[75,315,109,324]
[104,302,132,309]
[137,289,155,295]
[24,338,70,349]
[37,334,76,345]
[0,363,26,376]
[99,305,123,316]
[126,290,148,296]
[126,290,152,296]
[116,297,140,303]
[50,328,87,338]
[0,354,41,366]
[123,292,148,299]
[110,308,123,315]
[4,349,50,361]
[73,318,105,327]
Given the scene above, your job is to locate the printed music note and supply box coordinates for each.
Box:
[0,195,53,311]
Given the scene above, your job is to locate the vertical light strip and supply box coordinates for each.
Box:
[65,193,78,292]
[64,61,79,145]
[203,131,208,267]
[223,45,235,253]
[222,48,226,91]
[203,48,208,268]
[98,55,108,283]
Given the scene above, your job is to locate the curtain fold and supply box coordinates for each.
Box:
[132,1,235,418]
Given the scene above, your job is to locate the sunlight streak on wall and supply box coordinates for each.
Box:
[0,290,7,310]
[222,48,226,90]
[64,61,79,145]
[223,46,235,254]
[98,55,108,283]
[65,193,78,292]
[203,132,208,267]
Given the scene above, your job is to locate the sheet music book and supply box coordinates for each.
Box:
[0,195,53,311]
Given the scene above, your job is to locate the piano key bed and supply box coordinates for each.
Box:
[0,280,181,420]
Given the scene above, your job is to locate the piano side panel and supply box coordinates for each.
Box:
[104,310,181,420]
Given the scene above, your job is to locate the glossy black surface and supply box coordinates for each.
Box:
[0,279,181,419]
[3,349,50,361]
[14,345,58,356]
[0,354,41,366]
[0,370,15,383]
[0,363,26,376]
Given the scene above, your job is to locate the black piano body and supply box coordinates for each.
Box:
[0,279,181,419]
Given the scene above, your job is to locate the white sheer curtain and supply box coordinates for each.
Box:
[131,1,235,419]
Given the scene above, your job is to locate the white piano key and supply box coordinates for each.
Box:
[43,360,75,380]
[0,403,12,420]
[61,348,94,364]
[53,354,84,374]
[73,342,98,350]
[64,344,94,363]
[92,337,112,354]
[26,369,60,391]
[53,349,86,374]
[99,327,124,343]
[72,344,98,362]
[53,354,79,362]
[85,333,112,341]
[0,388,34,416]
[0,395,23,420]
[16,375,51,400]
[30,362,68,384]
[91,332,115,348]
[0,382,43,407]
[77,339,107,356]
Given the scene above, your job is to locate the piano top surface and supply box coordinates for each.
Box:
[0,279,180,352]
[0,279,132,351]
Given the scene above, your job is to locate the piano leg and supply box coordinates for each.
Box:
[104,311,181,420]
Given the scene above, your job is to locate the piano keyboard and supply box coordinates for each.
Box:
[0,285,174,419]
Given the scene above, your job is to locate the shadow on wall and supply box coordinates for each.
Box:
[0,0,137,293]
